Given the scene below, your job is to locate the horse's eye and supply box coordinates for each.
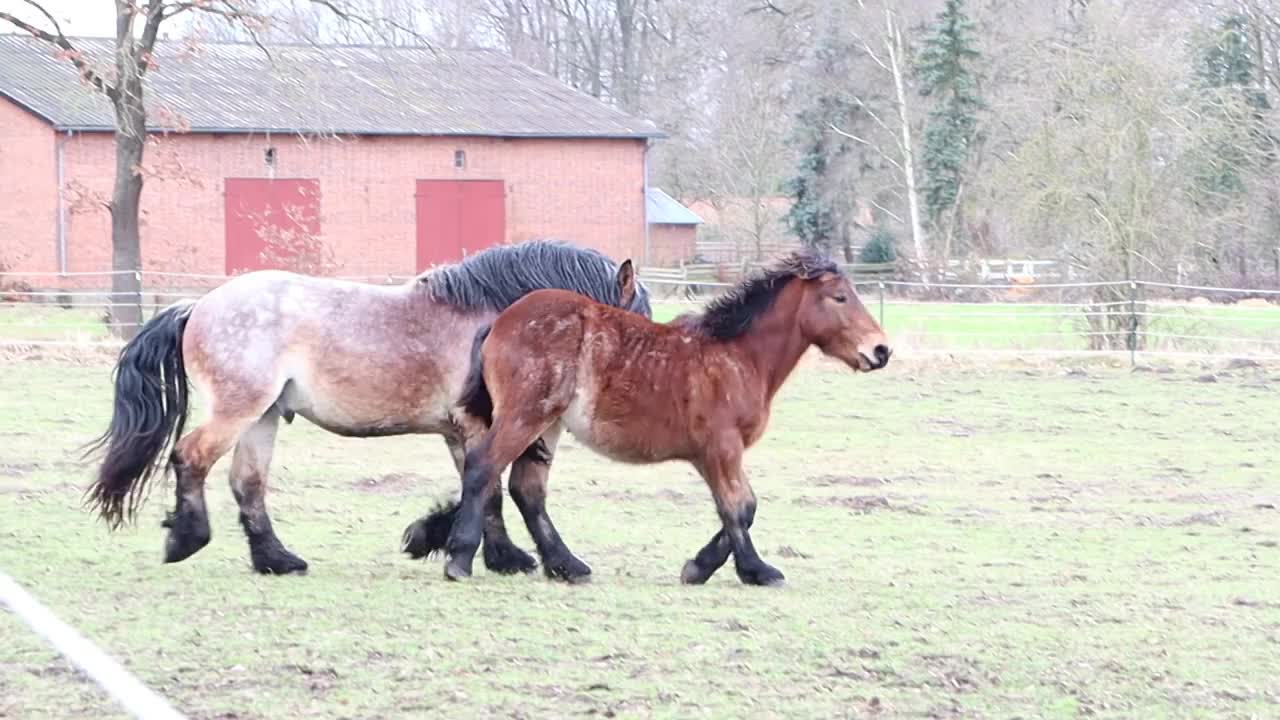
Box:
[833,295,848,304]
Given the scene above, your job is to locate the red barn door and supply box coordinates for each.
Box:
[224,178,321,274]
[415,180,505,270]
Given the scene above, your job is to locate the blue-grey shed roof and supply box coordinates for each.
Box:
[646,188,702,225]
[0,34,663,139]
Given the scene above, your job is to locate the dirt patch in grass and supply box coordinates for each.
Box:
[0,461,39,478]
[350,472,432,494]
[919,654,994,694]
[796,494,925,515]
[808,474,892,487]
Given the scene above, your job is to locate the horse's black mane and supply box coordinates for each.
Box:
[689,251,840,340]
[419,239,651,316]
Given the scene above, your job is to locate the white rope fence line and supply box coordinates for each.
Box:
[0,338,123,348]
[0,572,186,720]
[906,348,1280,361]
[882,279,1129,290]
[5,269,1280,294]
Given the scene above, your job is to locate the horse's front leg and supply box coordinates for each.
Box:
[686,435,784,586]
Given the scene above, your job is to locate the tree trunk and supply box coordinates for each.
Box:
[886,10,927,270]
[109,79,146,339]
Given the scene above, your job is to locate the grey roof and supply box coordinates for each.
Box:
[646,188,702,225]
[0,34,662,138]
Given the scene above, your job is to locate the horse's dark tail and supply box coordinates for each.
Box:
[83,302,194,529]
[457,324,551,464]
[458,324,495,425]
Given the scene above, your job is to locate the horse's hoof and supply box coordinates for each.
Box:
[545,555,592,583]
[483,541,538,575]
[251,547,309,575]
[162,510,211,564]
[444,560,472,582]
[680,559,712,585]
[737,563,785,587]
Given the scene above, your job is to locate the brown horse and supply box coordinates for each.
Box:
[84,240,649,574]
[426,251,891,585]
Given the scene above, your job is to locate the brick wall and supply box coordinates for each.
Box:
[648,224,697,266]
[0,100,56,274]
[42,128,648,278]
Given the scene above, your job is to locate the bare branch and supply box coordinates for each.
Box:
[0,3,116,99]
[828,122,904,172]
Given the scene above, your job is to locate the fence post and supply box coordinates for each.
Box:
[1127,280,1138,367]
[878,280,886,328]
[135,270,145,327]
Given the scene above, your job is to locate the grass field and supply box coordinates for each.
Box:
[1,353,1277,719]
[5,294,1280,354]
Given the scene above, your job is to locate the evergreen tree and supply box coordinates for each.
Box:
[917,0,984,233]
[1193,14,1271,201]
[859,225,897,264]
[784,24,856,258]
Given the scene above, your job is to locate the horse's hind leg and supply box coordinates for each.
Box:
[445,416,555,581]
[163,413,255,564]
[507,426,591,583]
[398,437,537,573]
[229,408,308,575]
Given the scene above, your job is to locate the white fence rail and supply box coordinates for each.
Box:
[1,269,1278,362]
[0,572,186,720]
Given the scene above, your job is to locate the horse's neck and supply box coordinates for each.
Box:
[731,288,810,401]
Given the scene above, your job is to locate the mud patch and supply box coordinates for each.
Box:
[926,418,975,438]
[0,461,39,478]
[919,654,995,694]
[351,472,431,494]
[809,474,891,488]
[0,479,80,496]
[1173,511,1229,527]
[1232,597,1280,609]
[797,494,925,515]
[775,545,812,559]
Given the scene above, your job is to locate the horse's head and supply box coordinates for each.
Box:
[796,264,891,373]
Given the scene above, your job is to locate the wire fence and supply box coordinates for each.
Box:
[2,269,1279,362]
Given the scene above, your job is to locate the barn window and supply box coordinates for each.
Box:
[264,147,277,167]
[454,149,466,168]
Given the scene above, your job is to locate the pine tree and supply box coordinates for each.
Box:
[917,0,984,235]
[784,24,857,258]
[1193,14,1271,201]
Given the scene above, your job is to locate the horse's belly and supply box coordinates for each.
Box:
[280,370,451,436]
[560,393,672,464]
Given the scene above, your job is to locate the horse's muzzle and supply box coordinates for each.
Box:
[858,344,892,371]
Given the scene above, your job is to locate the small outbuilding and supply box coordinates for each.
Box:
[645,187,702,266]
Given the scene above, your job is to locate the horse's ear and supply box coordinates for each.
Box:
[616,259,636,308]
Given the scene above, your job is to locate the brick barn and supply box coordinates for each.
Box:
[0,35,693,282]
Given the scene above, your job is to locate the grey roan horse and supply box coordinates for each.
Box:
[85,240,650,574]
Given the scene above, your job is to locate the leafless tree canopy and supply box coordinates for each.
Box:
[6,0,1280,291]
[298,0,1275,286]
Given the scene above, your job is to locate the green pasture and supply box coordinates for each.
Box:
[1,355,1277,718]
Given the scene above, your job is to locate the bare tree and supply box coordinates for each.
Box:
[820,2,929,266]
[0,1,409,336]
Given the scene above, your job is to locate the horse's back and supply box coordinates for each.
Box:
[180,271,450,427]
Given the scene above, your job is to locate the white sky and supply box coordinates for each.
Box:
[1,0,119,37]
